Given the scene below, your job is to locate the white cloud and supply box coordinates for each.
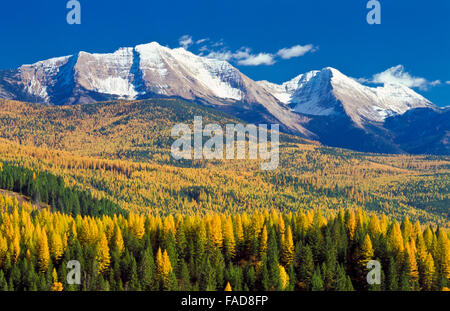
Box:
[430,80,442,86]
[205,50,233,61]
[196,38,209,44]
[277,44,316,59]
[211,40,225,47]
[237,53,276,66]
[232,47,251,60]
[195,38,316,66]
[370,65,440,90]
[205,47,275,66]
[178,35,193,49]
[446,81,450,85]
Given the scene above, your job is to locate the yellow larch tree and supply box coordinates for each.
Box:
[0,235,7,267]
[114,226,124,255]
[209,214,223,249]
[128,212,145,240]
[259,225,268,258]
[224,282,232,291]
[96,232,111,274]
[50,268,63,291]
[422,253,435,291]
[234,215,244,249]
[281,226,294,266]
[223,216,235,260]
[368,214,381,237]
[279,265,290,290]
[12,235,20,263]
[50,231,63,262]
[388,221,404,257]
[156,247,173,288]
[358,234,374,269]
[37,228,50,272]
[405,242,419,285]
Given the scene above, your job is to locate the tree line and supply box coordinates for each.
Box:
[0,162,125,217]
[0,194,448,291]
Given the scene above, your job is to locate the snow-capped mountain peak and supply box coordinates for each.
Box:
[258,66,434,125]
[0,42,440,153]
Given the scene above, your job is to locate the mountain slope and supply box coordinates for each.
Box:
[0,42,312,137]
[259,68,443,153]
[384,107,450,155]
[0,42,447,154]
[0,99,448,226]
[0,98,313,162]
[258,67,435,125]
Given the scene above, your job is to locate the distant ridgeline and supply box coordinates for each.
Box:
[0,162,126,217]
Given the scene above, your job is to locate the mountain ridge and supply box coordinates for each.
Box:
[0,41,447,155]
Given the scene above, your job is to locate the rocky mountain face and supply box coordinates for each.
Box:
[258,67,434,124]
[0,42,447,155]
[258,67,443,153]
[384,107,450,155]
[0,42,311,137]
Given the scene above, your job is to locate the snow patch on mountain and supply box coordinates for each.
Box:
[74,48,138,98]
[18,56,71,101]
[259,67,434,125]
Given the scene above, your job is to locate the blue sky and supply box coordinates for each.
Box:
[0,0,449,106]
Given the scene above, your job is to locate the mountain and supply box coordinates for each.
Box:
[0,42,447,154]
[384,107,450,155]
[0,98,312,162]
[258,68,443,153]
[258,67,434,125]
[0,99,448,227]
[0,42,311,137]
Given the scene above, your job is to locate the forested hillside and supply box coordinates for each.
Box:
[0,99,448,225]
[0,98,311,162]
[0,98,448,291]
[0,193,449,291]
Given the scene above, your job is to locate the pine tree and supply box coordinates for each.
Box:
[0,270,8,291]
[298,245,314,290]
[311,267,324,291]
[345,210,356,241]
[223,216,235,261]
[267,228,281,290]
[234,215,244,254]
[179,261,191,290]
[386,257,399,291]
[139,248,156,290]
[335,264,350,291]
[405,243,419,290]
[357,234,374,287]
[281,226,294,266]
[436,231,450,281]
[422,253,435,291]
